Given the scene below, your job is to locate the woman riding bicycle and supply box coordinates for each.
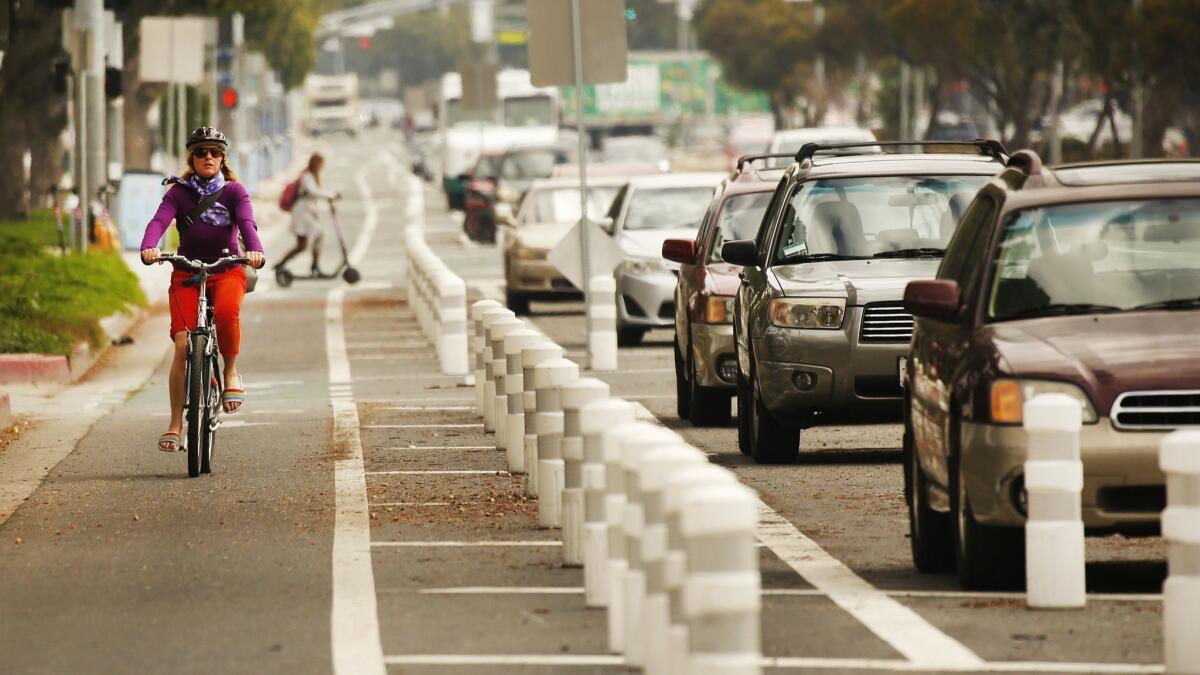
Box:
[140,126,266,453]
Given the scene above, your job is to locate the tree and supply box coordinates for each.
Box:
[343,7,472,92]
[694,0,815,127]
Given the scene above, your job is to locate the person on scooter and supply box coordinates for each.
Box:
[139,126,266,453]
[275,152,340,275]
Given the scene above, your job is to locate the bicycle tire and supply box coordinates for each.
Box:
[201,355,219,474]
[186,334,207,478]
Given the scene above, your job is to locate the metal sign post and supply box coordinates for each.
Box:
[569,0,592,365]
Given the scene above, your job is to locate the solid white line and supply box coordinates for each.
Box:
[760,657,1163,673]
[762,589,1161,602]
[384,655,623,667]
[347,166,379,267]
[372,540,561,548]
[364,423,483,429]
[757,505,984,668]
[327,290,385,672]
[366,470,509,476]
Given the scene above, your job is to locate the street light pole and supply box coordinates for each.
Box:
[570,0,593,367]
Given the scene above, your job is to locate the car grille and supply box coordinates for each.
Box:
[658,301,675,320]
[859,302,914,343]
[1111,390,1200,430]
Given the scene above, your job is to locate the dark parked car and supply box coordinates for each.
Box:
[722,140,1009,464]
[662,155,787,426]
[903,154,1200,589]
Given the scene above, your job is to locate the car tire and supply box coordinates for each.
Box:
[674,341,691,420]
[617,326,646,347]
[506,288,530,315]
[749,362,799,464]
[688,343,731,427]
[736,366,752,456]
[949,412,1025,590]
[905,415,953,573]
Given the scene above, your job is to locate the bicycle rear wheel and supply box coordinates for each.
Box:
[186,333,208,478]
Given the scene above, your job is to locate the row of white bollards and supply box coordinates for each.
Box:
[404,226,468,375]
[470,299,762,674]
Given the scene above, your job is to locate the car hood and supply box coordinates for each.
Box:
[618,228,698,259]
[770,259,941,304]
[514,223,570,251]
[986,311,1200,415]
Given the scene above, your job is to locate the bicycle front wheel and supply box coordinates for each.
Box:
[186,333,208,478]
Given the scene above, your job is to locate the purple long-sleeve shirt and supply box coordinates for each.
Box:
[141,179,264,270]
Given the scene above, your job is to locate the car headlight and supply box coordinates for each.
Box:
[768,298,846,329]
[990,379,1099,425]
[701,296,734,324]
[620,257,667,276]
[497,186,521,203]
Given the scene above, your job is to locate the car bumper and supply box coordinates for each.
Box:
[752,313,906,426]
[691,323,736,389]
[961,418,1165,531]
[506,255,578,296]
[616,270,676,328]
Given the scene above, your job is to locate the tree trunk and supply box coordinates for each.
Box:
[921,76,944,141]
[124,82,165,171]
[1141,79,1183,158]
[0,99,29,219]
[26,95,68,208]
[1086,88,1114,158]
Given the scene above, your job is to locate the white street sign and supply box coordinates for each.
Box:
[547,220,624,291]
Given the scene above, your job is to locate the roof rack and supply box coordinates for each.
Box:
[735,153,796,172]
[794,139,1009,164]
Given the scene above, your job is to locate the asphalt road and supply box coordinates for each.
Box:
[0,131,1169,674]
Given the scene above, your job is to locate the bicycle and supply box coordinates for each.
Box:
[148,251,251,477]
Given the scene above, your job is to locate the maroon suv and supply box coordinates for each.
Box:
[903,153,1200,589]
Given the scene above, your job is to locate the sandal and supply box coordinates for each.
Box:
[222,377,245,414]
[158,432,183,453]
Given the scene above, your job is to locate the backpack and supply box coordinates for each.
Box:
[279,178,302,212]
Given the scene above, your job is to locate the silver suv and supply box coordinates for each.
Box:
[721,140,1008,463]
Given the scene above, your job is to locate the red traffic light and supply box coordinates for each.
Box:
[358,36,371,49]
[221,87,239,109]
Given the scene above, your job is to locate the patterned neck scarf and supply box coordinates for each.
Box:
[184,172,231,228]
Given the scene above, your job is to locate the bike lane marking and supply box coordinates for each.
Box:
[326,162,387,675]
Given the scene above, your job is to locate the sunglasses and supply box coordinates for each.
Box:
[194,147,225,159]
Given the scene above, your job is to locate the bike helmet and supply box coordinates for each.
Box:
[186,126,229,151]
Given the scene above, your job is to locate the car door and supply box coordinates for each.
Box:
[911,192,999,490]
[735,179,790,375]
[678,190,722,355]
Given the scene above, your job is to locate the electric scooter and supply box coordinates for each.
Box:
[274,201,361,288]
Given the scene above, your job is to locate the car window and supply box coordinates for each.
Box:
[773,175,990,263]
[522,186,621,225]
[621,186,714,232]
[475,155,501,178]
[987,198,1200,321]
[500,149,570,181]
[757,179,790,255]
[710,192,774,262]
[606,185,629,221]
[603,137,667,163]
[938,194,997,283]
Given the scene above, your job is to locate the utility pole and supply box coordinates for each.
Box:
[74,0,106,252]
[1130,0,1143,158]
[106,13,123,184]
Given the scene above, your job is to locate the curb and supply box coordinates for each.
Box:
[0,306,143,386]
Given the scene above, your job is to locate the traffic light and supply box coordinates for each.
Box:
[220,87,239,109]
[104,66,122,99]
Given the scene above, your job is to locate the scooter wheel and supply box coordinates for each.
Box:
[342,267,361,284]
[275,267,294,288]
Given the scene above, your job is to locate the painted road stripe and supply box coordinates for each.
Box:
[417,587,583,595]
[372,540,561,548]
[383,585,1159,602]
[325,160,387,675]
[380,406,474,412]
[364,423,483,429]
[384,655,623,667]
[375,445,496,451]
[358,398,474,405]
[366,470,509,476]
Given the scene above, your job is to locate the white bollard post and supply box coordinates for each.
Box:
[471,300,502,411]
[521,341,563,492]
[621,425,693,668]
[487,317,524,450]
[479,308,515,428]
[602,421,659,653]
[559,378,611,567]
[579,399,637,607]
[532,357,579,527]
[435,271,469,376]
[503,329,542,471]
[682,483,762,675]
[1160,430,1200,674]
[588,275,619,372]
[637,444,709,675]
[666,464,742,675]
[1023,393,1086,609]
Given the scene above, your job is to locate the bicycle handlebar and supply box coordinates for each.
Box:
[147,253,252,270]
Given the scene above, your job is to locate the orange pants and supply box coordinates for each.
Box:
[168,267,247,357]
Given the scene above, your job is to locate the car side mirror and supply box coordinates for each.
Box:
[456,173,471,182]
[904,280,961,321]
[721,239,759,267]
[598,217,615,235]
[662,238,698,265]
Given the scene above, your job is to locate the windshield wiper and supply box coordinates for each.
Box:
[1005,303,1122,319]
[1129,297,1200,311]
[782,252,868,263]
[873,247,946,259]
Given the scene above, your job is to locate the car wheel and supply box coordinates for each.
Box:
[674,340,691,420]
[749,362,799,464]
[617,326,646,347]
[506,288,530,315]
[905,413,953,573]
[688,343,731,427]
[735,365,752,456]
[949,412,1024,590]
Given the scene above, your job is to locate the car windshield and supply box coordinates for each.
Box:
[503,96,556,127]
[445,98,491,125]
[500,149,571,181]
[622,186,715,232]
[773,175,990,263]
[604,138,667,163]
[523,186,621,225]
[474,155,501,178]
[710,192,774,262]
[988,199,1200,321]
